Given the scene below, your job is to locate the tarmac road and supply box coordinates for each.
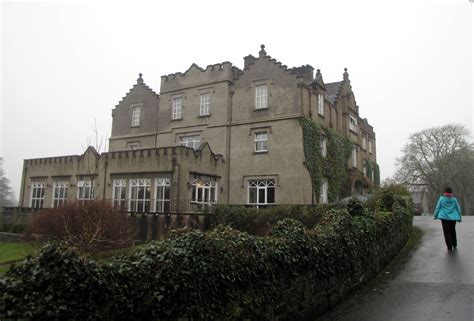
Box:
[331,216,474,321]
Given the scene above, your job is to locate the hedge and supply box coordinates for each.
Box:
[0,195,413,320]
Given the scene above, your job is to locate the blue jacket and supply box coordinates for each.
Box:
[434,194,462,222]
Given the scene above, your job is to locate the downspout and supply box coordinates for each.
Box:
[225,88,234,204]
[19,161,27,206]
[172,154,180,213]
[102,157,108,201]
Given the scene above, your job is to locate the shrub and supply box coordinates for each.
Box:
[25,201,135,253]
[209,204,327,235]
[1,194,414,320]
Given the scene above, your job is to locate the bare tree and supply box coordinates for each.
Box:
[0,158,15,209]
[395,124,474,213]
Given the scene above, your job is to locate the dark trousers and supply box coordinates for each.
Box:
[441,219,457,250]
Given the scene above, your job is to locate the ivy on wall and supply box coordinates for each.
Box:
[298,117,353,202]
[374,163,381,186]
[365,160,372,180]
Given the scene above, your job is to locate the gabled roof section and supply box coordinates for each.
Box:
[115,73,159,108]
[325,81,343,104]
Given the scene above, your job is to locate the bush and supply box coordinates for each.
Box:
[209,204,328,235]
[25,201,135,254]
[1,195,414,320]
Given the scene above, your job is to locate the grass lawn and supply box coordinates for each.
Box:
[0,242,38,276]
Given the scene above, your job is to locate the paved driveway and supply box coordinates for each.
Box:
[330,216,474,321]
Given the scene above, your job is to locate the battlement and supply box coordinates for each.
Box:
[160,62,236,93]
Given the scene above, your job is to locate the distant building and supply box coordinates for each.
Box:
[408,184,430,215]
[18,45,377,212]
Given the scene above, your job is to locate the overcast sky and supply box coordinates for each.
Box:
[1,0,473,201]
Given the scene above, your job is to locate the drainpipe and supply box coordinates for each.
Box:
[225,89,234,204]
[19,161,27,207]
[102,158,108,201]
[172,153,180,213]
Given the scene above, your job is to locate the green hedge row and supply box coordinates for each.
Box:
[209,204,332,235]
[0,197,413,320]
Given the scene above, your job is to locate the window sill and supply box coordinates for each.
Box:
[318,113,325,118]
[198,114,211,118]
[253,151,268,155]
[349,128,358,134]
[171,118,183,122]
[254,107,269,111]
[130,125,141,128]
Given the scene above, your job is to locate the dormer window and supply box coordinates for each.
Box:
[255,85,268,109]
[131,106,141,127]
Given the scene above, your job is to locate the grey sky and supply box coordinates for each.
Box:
[1,0,473,201]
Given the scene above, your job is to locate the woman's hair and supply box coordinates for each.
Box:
[444,187,453,194]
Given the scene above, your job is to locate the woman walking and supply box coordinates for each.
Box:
[434,187,462,251]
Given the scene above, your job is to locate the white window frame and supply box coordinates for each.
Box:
[352,146,358,168]
[180,135,201,150]
[320,137,327,157]
[131,106,141,127]
[129,178,151,213]
[349,115,358,132]
[172,97,183,120]
[247,179,275,206]
[191,178,218,211]
[254,131,268,152]
[320,178,328,204]
[199,93,210,116]
[30,181,45,209]
[369,139,373,154]
[77,179,95,203]
[155,178,171,213]
[112,179,127,210]
[53,181,68,208]
[255,84,268,109]
[318,94,324,116]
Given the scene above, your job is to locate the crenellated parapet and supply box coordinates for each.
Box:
[160,62,237,93]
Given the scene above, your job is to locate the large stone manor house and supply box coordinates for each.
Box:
[18,45,377,213]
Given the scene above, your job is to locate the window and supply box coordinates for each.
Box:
[318,94,324,116]
[77,180,95,203]
[369,139,373,154]
[254,131,268,152]
[113,179,127,210]
[191,178,217,210]
[129,179,151,213]
[199,93,210,116]
[320,137,327,157]
[349,115,358,132]
[181,135,201,150]
[30,181,45,209]
[131,106,141,127]
[172,97,183,120]
[255,84,268,109]
[155,178,171,213]
[53,181,68,208]
[363,163,367,177]
[320,178,328,204]
[352,146,357,168]
[362,134,367,150]
[248,179,275,206]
